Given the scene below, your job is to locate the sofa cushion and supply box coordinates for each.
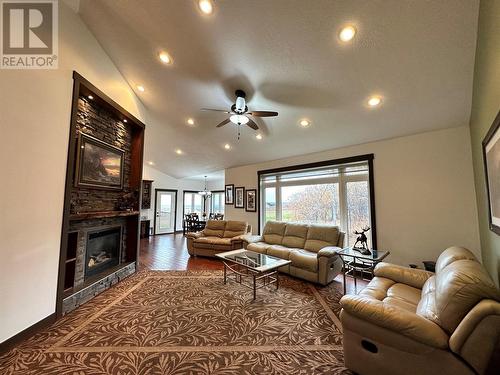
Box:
[203,220,226,237]
[387,283,421,306]
[223,220,247,238]
[435,246,477,273]
[289,249,318,272]
[193,236,232,250]
[304,225,339,252]
[282,223,308,248]
[417,259,500,334]
[267,245,295,260]
[262,221,286,245]
[247,242,271,254]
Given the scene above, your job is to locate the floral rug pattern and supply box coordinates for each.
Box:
[0,270,350,374]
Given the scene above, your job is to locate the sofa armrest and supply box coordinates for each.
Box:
[317,246,342,258]
[240,234,263,245]
[186,231,203,239]
[340,295,448,348]
[374,262,433,289]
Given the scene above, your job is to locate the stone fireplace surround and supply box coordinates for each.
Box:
[62,217,135,315]
[58,73,145,317]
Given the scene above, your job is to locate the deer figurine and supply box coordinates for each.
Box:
[353,226,370,251]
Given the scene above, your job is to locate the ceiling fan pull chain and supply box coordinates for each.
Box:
[238,124,241,140]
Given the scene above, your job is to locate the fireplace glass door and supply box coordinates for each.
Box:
[155,190,177,234]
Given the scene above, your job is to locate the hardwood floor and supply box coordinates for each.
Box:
[139,233,223,271]
[138,233,366,294]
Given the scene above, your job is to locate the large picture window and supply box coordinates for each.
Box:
[210,191,225,215]
[259,155,376,248]
[183,191,203,216]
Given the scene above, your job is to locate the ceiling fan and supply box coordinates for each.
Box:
[202,90,278,136]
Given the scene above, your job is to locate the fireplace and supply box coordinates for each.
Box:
[85,226,121,279]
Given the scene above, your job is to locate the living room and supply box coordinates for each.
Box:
[1,0,499,374]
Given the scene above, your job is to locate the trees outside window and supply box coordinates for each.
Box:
[260,161,373,248]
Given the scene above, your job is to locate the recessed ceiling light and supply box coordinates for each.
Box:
[187,118,195,125]
[123,119,128,123]
[198,0,213,15]
[224,143,231,150]
[88,95,94,100]
[137,85,145,92]
[148,161,154,166]
[339,25,356,42]
[300,119,311,127]
[158,51,172,65]
[367,96,382,107]
[256,134,263,140]
[175,149,183,155]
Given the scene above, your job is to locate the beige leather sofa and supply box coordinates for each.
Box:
[186,220,251,257]
[242,221,345,286]
[340,246,500,375]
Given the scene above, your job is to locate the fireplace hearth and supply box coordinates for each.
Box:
[85,227,121,278]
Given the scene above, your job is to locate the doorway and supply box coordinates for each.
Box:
[154,189,178,235]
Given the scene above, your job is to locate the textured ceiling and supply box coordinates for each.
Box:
[79,0,479,178]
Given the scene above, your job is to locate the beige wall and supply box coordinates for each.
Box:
[469,0,500,286]
[225,126,480,268]
[0,2,145,342]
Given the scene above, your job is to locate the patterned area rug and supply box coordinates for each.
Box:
[0,270,350,374]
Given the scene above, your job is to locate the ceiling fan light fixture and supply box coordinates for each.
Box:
[230,114,249,125]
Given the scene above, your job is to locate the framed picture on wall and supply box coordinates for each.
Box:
[482,110,500,235]
[245,189,257,212]
[225,184,234,205]
[75,132,124,190]
[235,187,245,208]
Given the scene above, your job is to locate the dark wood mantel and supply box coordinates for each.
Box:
[69,210,140,221]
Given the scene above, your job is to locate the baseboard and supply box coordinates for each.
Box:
[0,313,56,354]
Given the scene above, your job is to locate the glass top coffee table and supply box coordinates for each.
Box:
[216,249,291,299]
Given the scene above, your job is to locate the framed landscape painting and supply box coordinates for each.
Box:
[75,133,125,190]
[235,187,245,209]
[245,189,257,212]
[225,184,234,205]
[482,111,500,235]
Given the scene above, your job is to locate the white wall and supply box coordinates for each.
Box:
[225,126,481,268]
[140,165,207,232]
[207,179,225,192]
[0,1,146,343]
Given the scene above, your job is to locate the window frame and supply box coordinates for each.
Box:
[183,190,204,217]
[257,154,377,248]
[210,190,225,215]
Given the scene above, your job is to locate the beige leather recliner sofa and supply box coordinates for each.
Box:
[340,246,500,375]
[186,220,251,257]
[242,221,345,286]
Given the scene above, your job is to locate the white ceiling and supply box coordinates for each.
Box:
[79,0,479,179]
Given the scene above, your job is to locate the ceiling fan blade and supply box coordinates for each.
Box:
[246,118,259,130]
[247,111,278,117]
[216,118,231,128]
[202,108,231,114]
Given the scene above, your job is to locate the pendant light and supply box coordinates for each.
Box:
[198,176,212,196]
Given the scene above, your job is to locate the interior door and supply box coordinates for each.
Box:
[155,190,177,234]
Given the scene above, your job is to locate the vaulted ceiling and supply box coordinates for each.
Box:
[79,0,479,178]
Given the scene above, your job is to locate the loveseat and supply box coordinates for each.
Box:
[242,221,345,285]
[186,220,251,257]
[340,246,500,375]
